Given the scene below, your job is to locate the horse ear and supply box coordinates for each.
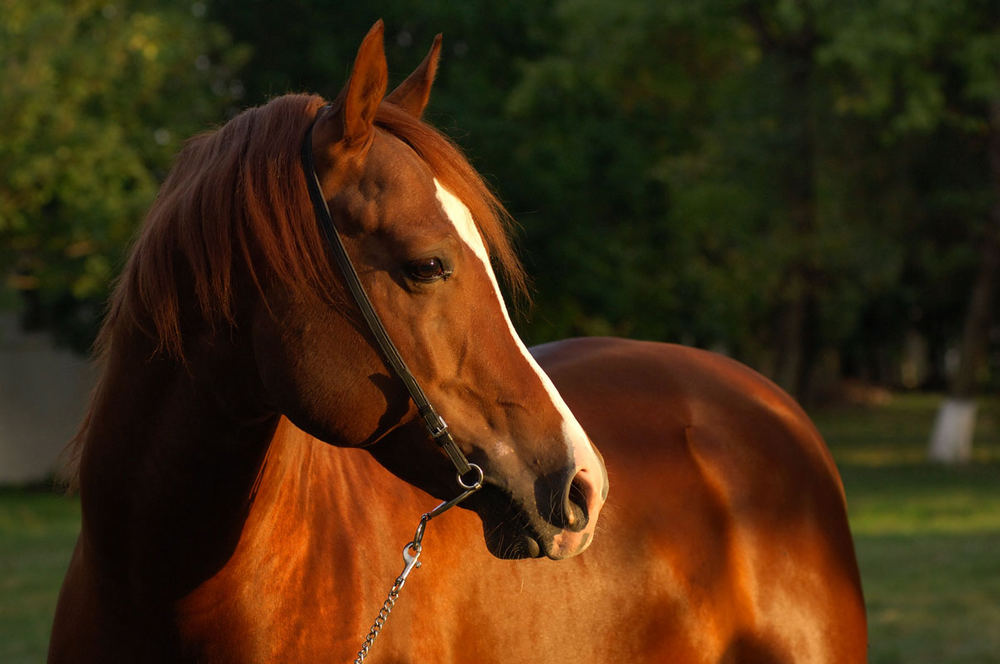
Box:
[385,34,442,118]
[313,20,388,156]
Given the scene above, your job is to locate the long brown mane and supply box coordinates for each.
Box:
[66,93,525,486]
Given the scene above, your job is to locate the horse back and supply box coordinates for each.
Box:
[530,337,867,663]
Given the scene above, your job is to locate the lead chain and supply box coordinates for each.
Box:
[353,579,403,664]
[353,540,421,664]
[351,464,483,664]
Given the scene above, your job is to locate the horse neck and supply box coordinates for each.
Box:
[77,326,280,601]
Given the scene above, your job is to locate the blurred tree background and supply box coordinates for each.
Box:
[3,0,999,408]
[0,0,246,349]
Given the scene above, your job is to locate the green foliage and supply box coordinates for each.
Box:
[0,0,247,349]
[818,0,996,134]
[4,0,999,391]
[503,0,1000,395]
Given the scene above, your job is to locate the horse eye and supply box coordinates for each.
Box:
[405,257,450,282]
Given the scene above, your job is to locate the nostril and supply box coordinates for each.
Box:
[564,474,590,532]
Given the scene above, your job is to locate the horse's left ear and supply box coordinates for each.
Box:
[313,20,388,161]
[385,34,442,119]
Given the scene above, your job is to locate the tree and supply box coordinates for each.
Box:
[504,0,916,402]
[819,0,1000,460]
[0,0,246,350]
[928,100,1000,463]
[499,0,1000,413]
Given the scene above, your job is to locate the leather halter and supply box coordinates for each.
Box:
[300,106,479,483]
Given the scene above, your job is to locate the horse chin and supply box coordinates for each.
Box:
[483,530,543,560]
[480,523,591,561]
[470,487,557,560]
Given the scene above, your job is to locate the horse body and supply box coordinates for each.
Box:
[206,338,865,663]
[48,22,865,663]
[54,336,865,662]
[55,335,864,662]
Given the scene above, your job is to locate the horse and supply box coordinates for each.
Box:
[48,21,867,663]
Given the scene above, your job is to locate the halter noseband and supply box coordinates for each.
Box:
[300,105,482,491]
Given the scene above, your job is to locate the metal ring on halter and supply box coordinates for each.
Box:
[457,463,484,490]
[418,463,485,526]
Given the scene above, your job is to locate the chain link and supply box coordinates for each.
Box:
[353,582,402,663]
[353,541,421,664]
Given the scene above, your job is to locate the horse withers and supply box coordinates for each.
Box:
[49,21,865,663]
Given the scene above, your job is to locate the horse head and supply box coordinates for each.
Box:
[249,22,607,560]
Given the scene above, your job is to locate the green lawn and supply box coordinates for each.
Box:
[813,394,1000,664]
[0,487,79,664]
[1,393,998,662]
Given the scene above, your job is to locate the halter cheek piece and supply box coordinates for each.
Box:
[300,106,483,494]
[302,105,487,663]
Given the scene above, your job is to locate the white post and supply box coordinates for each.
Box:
[928,398,977,464]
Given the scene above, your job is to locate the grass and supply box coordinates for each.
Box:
[0,486,79,664]
[1,393,998,662]
[812,393,1000,664]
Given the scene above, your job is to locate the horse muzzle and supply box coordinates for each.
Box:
[469,460,606,561]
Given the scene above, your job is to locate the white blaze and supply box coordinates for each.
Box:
[433,180,607,506]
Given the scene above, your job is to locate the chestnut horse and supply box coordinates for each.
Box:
[49,22,866,663]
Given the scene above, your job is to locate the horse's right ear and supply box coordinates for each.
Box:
[313,20,388,161]
[385,34,442,118]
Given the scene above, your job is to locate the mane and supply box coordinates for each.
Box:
[63,92,526,488]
